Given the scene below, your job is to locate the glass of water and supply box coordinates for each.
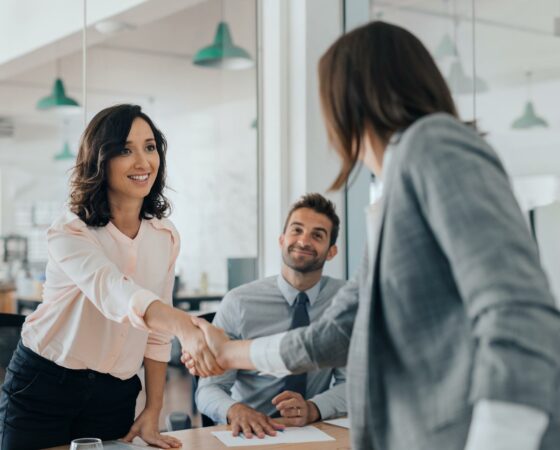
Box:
[70,437,103,449]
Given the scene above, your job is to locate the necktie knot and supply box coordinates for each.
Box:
[290,292,310,331]
[295,292,309,307]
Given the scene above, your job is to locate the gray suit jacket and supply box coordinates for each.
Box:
[280,113,560,450]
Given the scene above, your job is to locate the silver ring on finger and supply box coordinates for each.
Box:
[297,407,301,417]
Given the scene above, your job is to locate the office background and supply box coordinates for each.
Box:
[1,0,560,302]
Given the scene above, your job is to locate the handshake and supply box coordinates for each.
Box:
[176,315,239,377]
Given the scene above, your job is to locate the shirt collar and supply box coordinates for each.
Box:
[276,274,322,307]
[367,131,401,209]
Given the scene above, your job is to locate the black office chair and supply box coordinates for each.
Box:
[166,311,216,430]
[0,313,25,386]
[190,312,216,419]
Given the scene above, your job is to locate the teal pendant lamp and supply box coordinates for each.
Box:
[54,141,76,161]
[434,33,457,60]
[512,72,548,129]
[37,78,80,111]
[193,21,253,70]
[447,59,488,95]
[512,102,548,129]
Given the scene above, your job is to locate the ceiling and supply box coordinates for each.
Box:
[372,0,560,87]
[0,0,256,125]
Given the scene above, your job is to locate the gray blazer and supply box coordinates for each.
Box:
[280,113,560,450]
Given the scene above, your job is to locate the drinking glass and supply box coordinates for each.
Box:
[70,437,103,449]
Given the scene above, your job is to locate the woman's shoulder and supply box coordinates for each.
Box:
[404,112,477,144]
[145,216,180,242]
[49,209,88,234]
[397,112,492,163]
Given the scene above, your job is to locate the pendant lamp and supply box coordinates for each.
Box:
[434,33,457,60]
[446,59,488,95]
[37,78,80,111]
[193,20,253,70]
[511,72,548,129]
[53,141,76,161]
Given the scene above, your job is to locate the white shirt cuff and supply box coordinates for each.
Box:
[464,399,548,450]
[250,332,291,377]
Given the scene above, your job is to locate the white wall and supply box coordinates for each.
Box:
[0,0,258,293]
[259,0,345,279]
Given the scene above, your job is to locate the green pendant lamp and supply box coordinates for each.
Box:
[54,141,76,161]
[446,59,488,95]
[193,21,253,70]
[434,33,457,60]
[512,72,548,129]
[37,78,80,111]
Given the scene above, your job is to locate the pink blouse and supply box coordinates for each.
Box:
[21,210,180,380]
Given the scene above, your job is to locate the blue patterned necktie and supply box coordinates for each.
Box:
[282,292,310,396]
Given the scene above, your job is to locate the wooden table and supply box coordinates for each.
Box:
[0,283,15,313]
[46,421,350,450]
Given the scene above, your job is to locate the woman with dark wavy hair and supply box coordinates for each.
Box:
[0,104,223,450]
[184,21,560,450]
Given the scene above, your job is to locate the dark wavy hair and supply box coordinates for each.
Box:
[319,21,458,190]
[69,104,171,226]
[283,193,340,247]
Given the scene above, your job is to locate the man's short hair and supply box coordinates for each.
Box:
[283,193,340,247]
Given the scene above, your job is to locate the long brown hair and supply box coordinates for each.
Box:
[69,104,170,226]
[319,21,458,190]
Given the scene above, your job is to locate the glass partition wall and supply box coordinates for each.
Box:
[345,0,560,301]
[0,0,258,308]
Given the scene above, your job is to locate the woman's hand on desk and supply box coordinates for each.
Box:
[123,407,182,448]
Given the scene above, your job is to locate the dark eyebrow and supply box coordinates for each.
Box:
[312,227,328,235]
[125,138,156,144]
[289,222,328,235]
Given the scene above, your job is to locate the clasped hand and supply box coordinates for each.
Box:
[177,316,228,377]
[181,316,230,377]
[225,392,320,439]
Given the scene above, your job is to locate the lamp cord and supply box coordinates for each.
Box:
[471,0,476,121]
[82,0,87,128]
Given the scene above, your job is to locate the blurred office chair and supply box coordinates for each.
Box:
[0,313,25,386]
[166,311,216,430]
[165,412,192,432]
[191,312,216,427]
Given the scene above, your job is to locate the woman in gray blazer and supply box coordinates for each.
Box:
[185,21,560,450]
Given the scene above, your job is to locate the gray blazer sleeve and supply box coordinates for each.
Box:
[279,256,362,373]
[404,117,560,415]
[195,293,241,423]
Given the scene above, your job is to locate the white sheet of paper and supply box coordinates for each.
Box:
[324,417,350,429]
[211,426,335,447]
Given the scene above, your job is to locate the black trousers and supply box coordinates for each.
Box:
[0,341,141,450]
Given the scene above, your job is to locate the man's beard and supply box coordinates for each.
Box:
[282,244,328,274]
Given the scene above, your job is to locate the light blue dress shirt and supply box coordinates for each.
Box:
[196,274,347,424]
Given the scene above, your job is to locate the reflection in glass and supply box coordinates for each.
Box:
[0,0,258,309]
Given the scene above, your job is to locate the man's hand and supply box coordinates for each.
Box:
[176,316,224,377]
[226,403,285,439]
[182,317,231,376]
[271,391,320,427]
[122,407,182,448]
